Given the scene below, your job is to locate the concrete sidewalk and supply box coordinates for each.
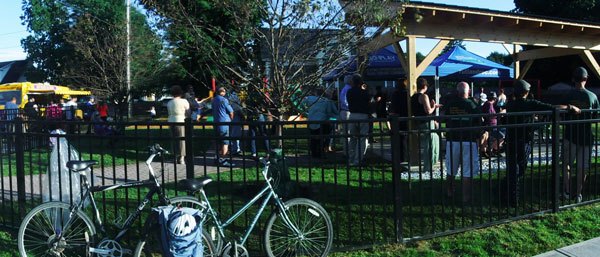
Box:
[534,237,600,257]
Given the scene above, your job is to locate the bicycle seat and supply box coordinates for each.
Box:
[178,177,212,193]
[67,160,98,172]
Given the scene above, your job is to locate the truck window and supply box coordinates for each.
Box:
[0,90,22,105]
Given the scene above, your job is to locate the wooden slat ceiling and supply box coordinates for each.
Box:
[355,1,600,52]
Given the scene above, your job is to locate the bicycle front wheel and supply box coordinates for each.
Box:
[264,198,333,257]
[18,201,96,257]
[133,230,216,257]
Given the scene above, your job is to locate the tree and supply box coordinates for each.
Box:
[514,0,599,22]
[442,40,466,54]
[21,0,164,110]
[142,0,404,118]
[486,51,513,66]
[514,0,600,86]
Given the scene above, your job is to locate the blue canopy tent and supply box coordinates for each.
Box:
[421,46,514,79]
[420,46,514,112]
[323,45,405,81]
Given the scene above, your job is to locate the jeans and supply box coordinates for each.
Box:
[249,123,270,155]
[348,113,369,165]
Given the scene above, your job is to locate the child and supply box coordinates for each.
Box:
[149,106,156,120]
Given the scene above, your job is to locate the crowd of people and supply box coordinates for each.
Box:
[3,95,118,136]
[400,66,595,206]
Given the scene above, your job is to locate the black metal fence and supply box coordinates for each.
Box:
[0,109,599,251]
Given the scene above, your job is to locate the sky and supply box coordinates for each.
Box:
[0,0,517,62]
[402,0,517,57]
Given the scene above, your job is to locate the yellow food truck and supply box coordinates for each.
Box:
[0,82,91,109]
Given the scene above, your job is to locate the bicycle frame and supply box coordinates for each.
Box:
[201,162,303,246]
[67,152,168,254]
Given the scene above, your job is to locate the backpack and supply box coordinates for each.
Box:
[154,205,204,257]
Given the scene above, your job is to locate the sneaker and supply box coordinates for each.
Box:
[576,194,583,203]
[219,159,235,167]
[232,150,243,156]
[562,192,571,200]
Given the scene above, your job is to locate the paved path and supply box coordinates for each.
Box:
[534,237,600,257]
[0,152,260,199]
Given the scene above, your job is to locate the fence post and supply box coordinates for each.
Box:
[389,115,404,243]
[15,118,26,217]
[184,118,194,179]
[551,108,560,212]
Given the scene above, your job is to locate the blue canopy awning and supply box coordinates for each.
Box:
[421,46,514,79]
[323,45,513,81]
[323,45,405,81]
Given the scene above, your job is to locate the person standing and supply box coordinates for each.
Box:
[411,78,440,173]
[148,106,156,120]
[5,97,18,121]
[24,97,39,120]
[375,85,389,130]
[346,74,371,166]
[5,97,19,134]
[497,88,507,110]
[561,67,599,203]
[303,89,339,158]
[338,75,353,154]
[84,97,95,134]
[477,87,487,106]
[97,100,109,121]
[228,90,244,155]
[63,97,78,133]
[212,87,235,167]
[167,85,190,164]
[505,80,579,207]
[389,78,409,163]
[480,92,503,157]
[443,82,480,203]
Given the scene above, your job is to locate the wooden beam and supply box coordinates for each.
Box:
[516,48,584,61]
[415,40,449,76]
[360,31,402,54]
[407,36,418,96]
[580,50,600,80]
[517,60,534,79]
[392,41,408,73]
[402,19,600,50]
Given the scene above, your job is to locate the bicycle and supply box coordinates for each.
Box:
[134,157,334,257]
[17,144,215,257]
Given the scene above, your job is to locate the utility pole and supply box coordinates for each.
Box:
[126,0,132,118]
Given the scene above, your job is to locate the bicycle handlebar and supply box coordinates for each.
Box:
[149,144,169,155]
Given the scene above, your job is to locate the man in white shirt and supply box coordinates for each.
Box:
[63,97,78,133]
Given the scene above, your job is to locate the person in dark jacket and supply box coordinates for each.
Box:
[346,74,371,166]
[505,79,579,207]
[389,78,409,162]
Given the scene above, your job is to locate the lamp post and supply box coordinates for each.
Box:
[126,0,132,118]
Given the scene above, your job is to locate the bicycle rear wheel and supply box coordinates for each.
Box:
[264,198,333,257]
[133,230,216,257]
[170,196,224,252]
[18,202,96,257]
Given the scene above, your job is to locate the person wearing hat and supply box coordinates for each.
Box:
[212,86,235,167]
[504,79,580,207]
[561,67,600,203]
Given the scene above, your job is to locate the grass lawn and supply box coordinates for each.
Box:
[330,202,600,257]
[3,202,600,256]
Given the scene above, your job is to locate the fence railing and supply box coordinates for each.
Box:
[0,108,598,252]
